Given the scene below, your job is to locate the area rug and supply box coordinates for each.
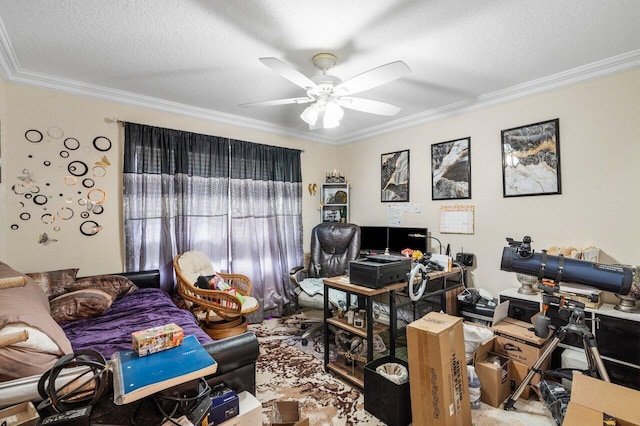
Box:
[249,313,555,426]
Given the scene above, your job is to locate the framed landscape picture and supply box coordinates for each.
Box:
[381,150,409,202]
[431,137,471,200]
[501,118,561,197]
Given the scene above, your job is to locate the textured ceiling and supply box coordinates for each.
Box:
[1,0,639,144]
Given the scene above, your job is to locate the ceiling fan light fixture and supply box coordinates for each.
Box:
[323,101,344,128]
[300,104,319,126]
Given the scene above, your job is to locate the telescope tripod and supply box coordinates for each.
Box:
[503,307,610,410]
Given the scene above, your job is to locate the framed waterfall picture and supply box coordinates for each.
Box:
[381,150,409,202]
[431,137,471,200]
[501,118,561,197]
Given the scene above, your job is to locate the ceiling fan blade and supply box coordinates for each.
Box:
[334,61,411,96]
[259,57,318,90]
[337,97,402,116]
[239,97,312,107]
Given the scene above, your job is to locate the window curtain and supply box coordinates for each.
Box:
[123,123,303,320]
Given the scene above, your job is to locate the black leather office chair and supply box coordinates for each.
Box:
[290,222,361,344]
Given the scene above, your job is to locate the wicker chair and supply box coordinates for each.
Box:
[173,251,258,339]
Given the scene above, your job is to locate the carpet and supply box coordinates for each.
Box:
[249,313,556,426]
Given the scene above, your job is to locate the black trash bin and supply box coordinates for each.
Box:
[364,356,412,426]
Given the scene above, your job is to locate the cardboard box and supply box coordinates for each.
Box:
[0,401,39,426]
[492,317,552,398]
[132,323,184,356]
[271,401,309,426]
[209,384,240,425]
[218,391,262,426]
[492,318,551,366]
[407,312,471,426]
[564,373,640,426]
[473,337,511,408]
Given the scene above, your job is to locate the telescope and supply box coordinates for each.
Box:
[501,236,635,296]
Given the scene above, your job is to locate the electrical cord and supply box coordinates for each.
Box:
[37,349,109,414]
[131,378,211,426]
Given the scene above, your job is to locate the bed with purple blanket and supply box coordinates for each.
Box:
[0,265,259,409]
[60,287,213,359]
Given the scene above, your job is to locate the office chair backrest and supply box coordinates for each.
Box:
[309,223,361,278]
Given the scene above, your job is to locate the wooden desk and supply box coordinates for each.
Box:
[322,267,464,387]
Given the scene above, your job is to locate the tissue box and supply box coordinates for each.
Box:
[132,323,184,356]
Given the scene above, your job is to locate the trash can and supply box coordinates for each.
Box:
[364,356,412,426]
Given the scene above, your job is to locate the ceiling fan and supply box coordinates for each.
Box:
[240,53,411,130]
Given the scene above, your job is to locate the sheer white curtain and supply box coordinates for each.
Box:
[123,123,303,320]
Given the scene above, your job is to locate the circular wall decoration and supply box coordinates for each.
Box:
[44,160,51,166]
[63,138,80,150]
[60,150,70,158]
[87,188,106,205]
[30,186,41,193]
[82,178,95,188]
[24,193,32,199]
[41,213,55,224]
[25,129,43,143]
[80,211,90,219]
[47,127,64,139]
[65,176,78,186]
[33,194,48,205]
[20,212,31,221]
[12,184,27,195]
[93,136,112,152]
[57,207,74,220]
[92,166,107,177]
[11,224,19,230]
[68,161,89,177]
[80,220,102,236]
[92,205,104,215]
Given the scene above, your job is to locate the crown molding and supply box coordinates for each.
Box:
[338,49,640,145]
[1,14,638,147]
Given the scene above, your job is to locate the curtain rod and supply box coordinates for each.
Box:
[104,117,125,125]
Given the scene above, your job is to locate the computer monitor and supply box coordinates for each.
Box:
[359,226,388,252]
[387,227,428,254]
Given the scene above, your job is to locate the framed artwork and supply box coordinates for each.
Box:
[501,118,561,197]
[381,150,410,202]
[431,137,471,200]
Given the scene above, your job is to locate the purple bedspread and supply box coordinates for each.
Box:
[60,288,213,359]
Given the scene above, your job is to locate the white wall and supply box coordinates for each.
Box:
[0,83,336,275]
[340,68,640,297]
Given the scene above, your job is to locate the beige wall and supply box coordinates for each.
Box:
[340,68,640,297]
[1,69,639,298]
[0,83,335,275]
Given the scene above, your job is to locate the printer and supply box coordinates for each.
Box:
[349,254,411,289]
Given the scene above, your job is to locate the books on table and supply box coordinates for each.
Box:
[111,334,217,405]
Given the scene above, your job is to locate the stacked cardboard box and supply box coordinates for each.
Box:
[492,317,552,399]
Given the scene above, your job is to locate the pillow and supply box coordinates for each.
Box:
[0,262,73,382]
[49,289,115,323]
[26,268,79,299]
[66,275,138,300]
